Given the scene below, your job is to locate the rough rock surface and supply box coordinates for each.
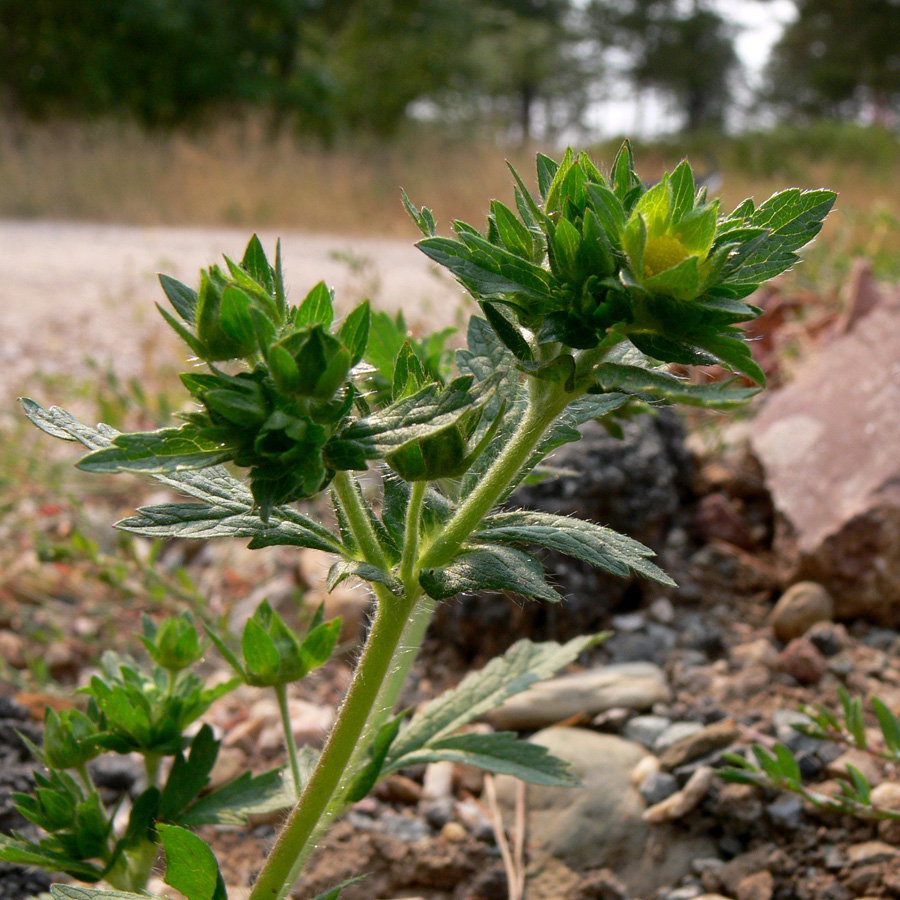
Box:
[750,301,900,621]
[485,662,671,730]
[433,412,693,656]
[0,698,54,900]
[493,728,716,896]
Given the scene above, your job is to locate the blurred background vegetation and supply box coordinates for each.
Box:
[1,0,900,247]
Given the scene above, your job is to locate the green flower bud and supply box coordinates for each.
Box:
[43,708,100,770]
[141,613,203,672]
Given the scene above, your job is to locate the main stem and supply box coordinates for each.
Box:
[248,590,416,900]
[249,378,572,900]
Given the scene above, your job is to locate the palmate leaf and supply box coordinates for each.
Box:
[721,188,836,290]
[419,544,561,603]
[386,730,578,787]
[475,510,674,586]
[21,401,347,553]
[385,635,602,766]
[177,767,294,826]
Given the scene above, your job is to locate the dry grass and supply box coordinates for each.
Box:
[2,117,899,268]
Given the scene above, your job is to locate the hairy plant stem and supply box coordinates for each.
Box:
[275,683,303,799]
[331,470,390,571]
[249,377,573,900]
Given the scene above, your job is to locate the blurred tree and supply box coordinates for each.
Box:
[0,0,346,130]
[590,0,739,131]
[766,0,900,121]
[465,0,595,142]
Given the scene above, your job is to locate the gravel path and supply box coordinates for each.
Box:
[0,219,466,402]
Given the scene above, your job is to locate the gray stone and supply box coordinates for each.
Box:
[750,303,900,622]
[639,771,679,805]
[766,794,804,829]
[486,662,671,730]
[494,728,716,896]
[624,714,672,748]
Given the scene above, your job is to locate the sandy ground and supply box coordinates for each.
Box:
[0,219,467,403]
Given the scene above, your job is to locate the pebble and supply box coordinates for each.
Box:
[624,714,672,748]
[772,709,822,754]
[806,621,847,656]
[766,794,804,830]
[639,771,679,805]
[0,630,25,668]
[662,886,703,900]
[871,780,900,810]
[378,810,432,843]
[650,597,676,624]
[643,766,714,823]
[630,754,661,785]
[847,840,900,865]
[769,581,834,642]
[730,638,778,669]
[735,870,774,900]
[657,719,739,770]
[654,721,705,753]
[776,637,827,685]
[827,749,884,786]
[441,821,467,842]
[486,662,671,730]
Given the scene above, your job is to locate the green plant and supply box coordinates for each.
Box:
[722,686,900,822]
[5,144,833,900]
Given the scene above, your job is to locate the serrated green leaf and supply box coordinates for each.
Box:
[592,361,760,407]
[159,824,225,900]
[668,160,695,221]
[51,886,161,900]
[297,281,334,328]
[676,203,718,256]
[326,376,484,468]
[536,152,560,200]
[481,302,532,361]
[400,188,436,237]
[158,725,220,822]
[345,716,405,802]
[159,275,199,325]
[0,836,103,882]
[242,618,281,681]
[77,425,233,474]
[241,234,274,296]
[178,768,293,826]
[326,560,403,596]
[391,730,578,786]
[417,235,553,302]
[420,545,561,603]
[339,300,370,366]
[492,200,534,260]
[475,510,674,586]
[385,635,602,768]
[308,877,367,900]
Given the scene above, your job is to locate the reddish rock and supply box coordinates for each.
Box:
[776,637,826,685]
[750,302,900,622]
